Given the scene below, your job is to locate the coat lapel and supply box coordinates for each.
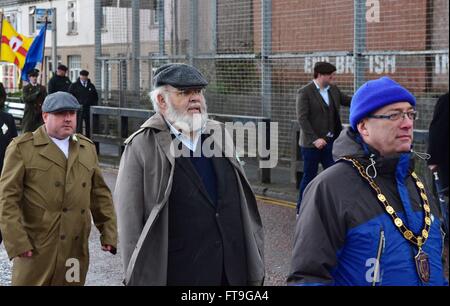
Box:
[66,135,80,181]
[33,127,66,169]
[309,82,328,110]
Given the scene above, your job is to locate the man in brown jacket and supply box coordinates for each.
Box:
[0,92,117,286]
[296,62,351,214]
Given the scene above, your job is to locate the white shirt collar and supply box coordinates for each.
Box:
[50,136,70,159]
[164,119,203,152]
[313,79,330,91]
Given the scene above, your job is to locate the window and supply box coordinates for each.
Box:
[67,1,78,35]
[101,59,112,100]
[29,6,36,35]
[46,55,62,74]
[101,7,107,32]
[5,11,18,28]
[68,55,81,82]
[150,4,159,26]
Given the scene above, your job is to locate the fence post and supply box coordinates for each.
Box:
[261,0,272,183]
[132,0,141,93]
[158,0,165,56]
[94,0,102,90]
[354,0,367,90]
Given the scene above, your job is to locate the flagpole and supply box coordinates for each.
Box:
[0,10,4,61]
[39,17,48,85]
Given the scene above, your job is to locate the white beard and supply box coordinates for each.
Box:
[164,97,208,133]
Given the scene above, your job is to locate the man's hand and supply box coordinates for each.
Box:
[313,138,327,150]
[101,244,117,255]
[18,250,33,258]
[428,164,438,172]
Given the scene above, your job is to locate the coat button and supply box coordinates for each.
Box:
[55,181,61,187]
[74,236,79,240]
[60,235,66,240]
[82,182,87,188]
[215,213,220,218]
[81,209,85,214]
[62,208,68,213]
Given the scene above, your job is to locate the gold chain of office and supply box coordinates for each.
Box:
[341,157,431,248]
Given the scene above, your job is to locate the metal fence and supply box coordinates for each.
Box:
[95,0,449,182]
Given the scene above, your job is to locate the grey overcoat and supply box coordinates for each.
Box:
[114,113,265,286]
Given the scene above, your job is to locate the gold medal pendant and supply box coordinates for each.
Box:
[414,248,430,283]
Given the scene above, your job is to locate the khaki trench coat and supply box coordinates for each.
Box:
[114,113,265,286]
[0,126,117,285]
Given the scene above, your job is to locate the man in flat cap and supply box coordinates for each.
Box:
[0,92,117,285]
[114,63,264,286]
[48,64,72,94]
[22,68,47,133]
[288,77,447,286]
[69,70,98,138]
[295,61,351,215]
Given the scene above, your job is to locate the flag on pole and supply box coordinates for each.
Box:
[21,22,47,81]
[0,18,33,69]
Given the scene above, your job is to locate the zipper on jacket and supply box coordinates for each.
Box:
[372,228,385,286]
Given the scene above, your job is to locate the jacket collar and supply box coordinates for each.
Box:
[333,127,415,175]
[33,126,80,169]
[140,113,243,174]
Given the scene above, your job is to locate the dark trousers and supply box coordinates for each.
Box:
[77,109,90,138]
[296,142,335,213]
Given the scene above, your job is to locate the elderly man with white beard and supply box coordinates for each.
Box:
[114,63,265,286]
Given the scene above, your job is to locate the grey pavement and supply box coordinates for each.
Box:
[0,158,298,286]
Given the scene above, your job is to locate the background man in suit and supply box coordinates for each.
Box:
[69,70,98,138]
[296,62,351,214]
[48,64,72,94]
[114,63,264,286]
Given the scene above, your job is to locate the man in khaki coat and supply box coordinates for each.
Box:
[0,92,117,286]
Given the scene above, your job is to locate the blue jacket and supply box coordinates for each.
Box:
[288,128,448,286]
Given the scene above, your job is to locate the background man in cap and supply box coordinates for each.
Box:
[48,64,72,94]
[295,61,351,214]
[288,77,447,286]
[69,70,98,138]
[22,68,47,133]
[0,92,117,285]
[114,63,264,286]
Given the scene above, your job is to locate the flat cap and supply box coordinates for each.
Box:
[57,64,68,71]
[42,92,81,113]
[153,63,208,89]
[314,62,336,75]
[80,70,89,76]
[27,68,40,77]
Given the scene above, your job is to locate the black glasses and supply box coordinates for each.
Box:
[368,110,418,121]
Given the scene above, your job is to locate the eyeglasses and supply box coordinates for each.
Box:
[166,88,204,97]
[368,110,418,121]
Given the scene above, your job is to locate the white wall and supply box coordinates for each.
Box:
[4,0,95,47]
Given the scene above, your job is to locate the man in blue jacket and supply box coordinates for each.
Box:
[288,77,448,286]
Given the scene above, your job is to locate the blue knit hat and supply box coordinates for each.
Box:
[349,76,416,130]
